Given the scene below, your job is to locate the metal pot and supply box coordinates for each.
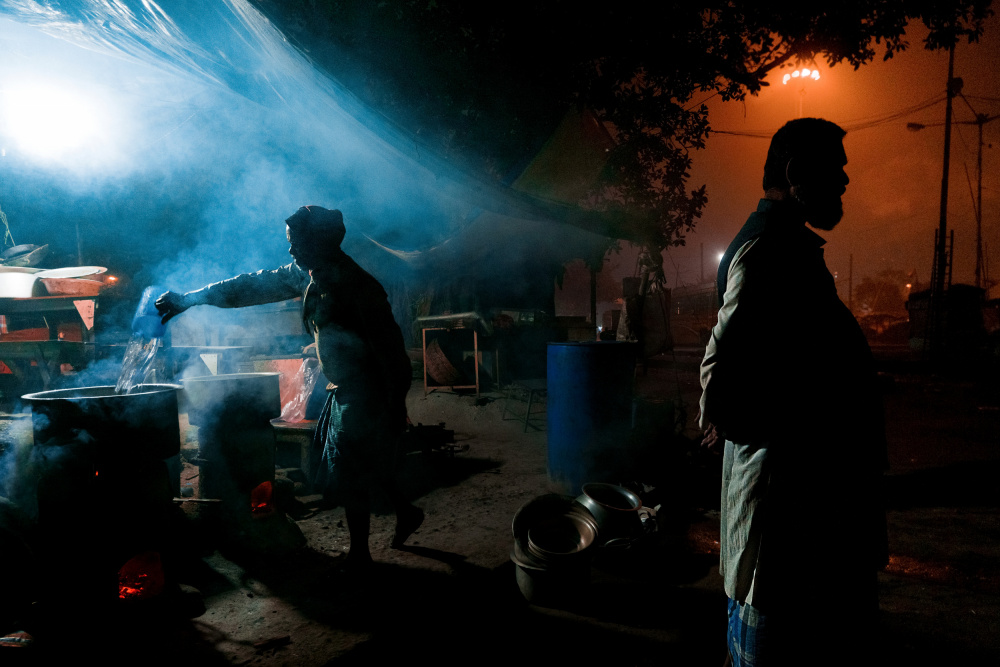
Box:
[512,549,590,607]
[0,267,43,297]
[22,384,183,459]
[181,372,281,428]
[574,482,643,544]
[526,511,598,562]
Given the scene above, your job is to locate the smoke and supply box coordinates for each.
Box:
[0,413,38,517]
[0,0,615,375]
[0,1,472,305]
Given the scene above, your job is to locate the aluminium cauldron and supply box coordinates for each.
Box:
[181,373,281,499]
[181,372,281,428]
[22,384,183,459]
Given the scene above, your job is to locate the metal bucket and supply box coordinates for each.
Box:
[22,384,183,459]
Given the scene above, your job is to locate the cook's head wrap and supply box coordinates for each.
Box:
[285,205,346,248]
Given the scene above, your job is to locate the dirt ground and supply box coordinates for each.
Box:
[4,347,1000,665]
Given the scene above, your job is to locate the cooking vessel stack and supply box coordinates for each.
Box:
[510,494,599,606]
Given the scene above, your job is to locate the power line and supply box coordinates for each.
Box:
[708,93,948,137]
[841,94,947,131]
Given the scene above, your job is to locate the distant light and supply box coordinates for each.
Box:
[717,252,725,262]
[1,82,110,161]
[905,283,912,290]
[782,68,821,85]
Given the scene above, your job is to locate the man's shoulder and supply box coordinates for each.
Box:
[340,254,388,295]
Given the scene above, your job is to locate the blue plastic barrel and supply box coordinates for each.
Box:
[546,341,638,495]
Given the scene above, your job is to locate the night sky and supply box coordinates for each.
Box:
[679,15,1000,297]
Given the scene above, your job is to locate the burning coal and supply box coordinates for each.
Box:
[118,551,166,601]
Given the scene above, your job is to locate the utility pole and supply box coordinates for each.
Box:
[911,95,999,298]
[975,116,984,289]
[932,45,959,357]
[848,254,853,313]
[966,110,1000,290]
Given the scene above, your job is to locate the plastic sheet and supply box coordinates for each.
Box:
[276,357,322,423]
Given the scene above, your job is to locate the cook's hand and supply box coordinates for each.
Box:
[155,291,191,324]
[701,422,723,454]
[302,342,318,357]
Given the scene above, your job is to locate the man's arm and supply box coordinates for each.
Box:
[157,263,309,322]
[699,238,779,443]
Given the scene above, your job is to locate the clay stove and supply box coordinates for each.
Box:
[21,383,185,610]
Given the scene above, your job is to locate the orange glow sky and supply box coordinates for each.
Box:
[674,16,1000,299]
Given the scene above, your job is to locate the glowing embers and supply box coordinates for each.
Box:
[251,480,276,518]
[118,551,166,601]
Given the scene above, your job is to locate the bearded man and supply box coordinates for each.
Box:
[700,118,888,666]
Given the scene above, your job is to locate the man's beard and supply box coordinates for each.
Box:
[808,200,843,231]
[791,186,843,231]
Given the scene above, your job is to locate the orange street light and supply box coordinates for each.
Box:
[782,67,821,118]
[782,68,821,85]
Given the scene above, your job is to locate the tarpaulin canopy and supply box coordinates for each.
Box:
[0,0,629,312]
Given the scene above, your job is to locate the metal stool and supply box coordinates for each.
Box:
[501,379,547,432]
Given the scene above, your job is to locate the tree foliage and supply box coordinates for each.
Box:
[253,0,993,251]
[855,269,913,315]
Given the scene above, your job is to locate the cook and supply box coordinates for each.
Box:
[156,205,424,571]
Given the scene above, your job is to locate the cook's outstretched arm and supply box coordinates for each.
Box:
[156,263,309,322]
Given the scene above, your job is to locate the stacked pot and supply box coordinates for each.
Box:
[510,494,598,606]
[573,482,645,547]
[511,483,646,606]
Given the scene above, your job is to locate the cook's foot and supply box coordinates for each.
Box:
[336,550,374,574]
[391,506,424,549]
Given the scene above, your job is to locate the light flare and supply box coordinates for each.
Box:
[1,82,114,161]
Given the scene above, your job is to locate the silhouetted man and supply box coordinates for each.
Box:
[700,118,888,666]
[157,205,424,571]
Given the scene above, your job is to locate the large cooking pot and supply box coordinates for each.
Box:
[182,372,281,428]
[22,384,183,459]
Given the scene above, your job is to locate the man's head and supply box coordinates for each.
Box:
[285,205,346,270]
[763,118,849,231]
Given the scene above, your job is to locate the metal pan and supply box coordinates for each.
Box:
[0,244,49,267]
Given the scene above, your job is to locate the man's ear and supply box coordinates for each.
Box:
[785,157,803,189]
